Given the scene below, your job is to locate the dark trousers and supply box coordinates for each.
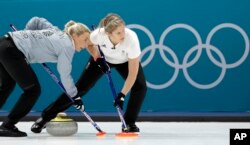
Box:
[0,37,41,125]
[42,57,147,125]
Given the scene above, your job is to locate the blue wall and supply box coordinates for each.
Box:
[0,0,250,113]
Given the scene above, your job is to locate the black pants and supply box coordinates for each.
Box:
[0,36,41,125]
[42,57,147,125]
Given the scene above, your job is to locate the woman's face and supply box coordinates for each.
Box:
[72,32,90,52]
[107,24,125,45]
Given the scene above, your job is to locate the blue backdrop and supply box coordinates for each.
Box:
[0,0,249,114]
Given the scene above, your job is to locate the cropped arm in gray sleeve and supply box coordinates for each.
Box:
[25,16,56,30]
[56,50,77,98]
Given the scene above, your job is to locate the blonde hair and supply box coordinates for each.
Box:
[64,20,90,36]
[99,13,125,33]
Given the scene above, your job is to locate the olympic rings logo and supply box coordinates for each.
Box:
[127,23,249,89]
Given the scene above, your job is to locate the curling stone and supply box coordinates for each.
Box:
[46,112,78,136]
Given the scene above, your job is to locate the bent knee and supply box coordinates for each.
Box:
[24,83,41,97]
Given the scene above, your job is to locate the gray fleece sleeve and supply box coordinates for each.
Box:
[57,51,77,98]
[25,16,56,30]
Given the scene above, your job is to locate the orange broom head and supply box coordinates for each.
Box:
[115,132,139,138]
[96,131,106,138]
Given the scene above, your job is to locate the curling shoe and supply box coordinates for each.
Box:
[0,123,27,137]
[122,124,140,133]
[31,117,48,133]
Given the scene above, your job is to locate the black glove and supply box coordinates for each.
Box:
[113,92,125,110]
[95,57,110,73]
[72,96,84,111]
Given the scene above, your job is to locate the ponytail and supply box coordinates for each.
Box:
[64,20,90,36]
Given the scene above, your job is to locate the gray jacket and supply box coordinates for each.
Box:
[8,17,77,97]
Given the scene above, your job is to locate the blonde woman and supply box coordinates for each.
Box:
[0,16,90,137]
[31,13,147,133]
